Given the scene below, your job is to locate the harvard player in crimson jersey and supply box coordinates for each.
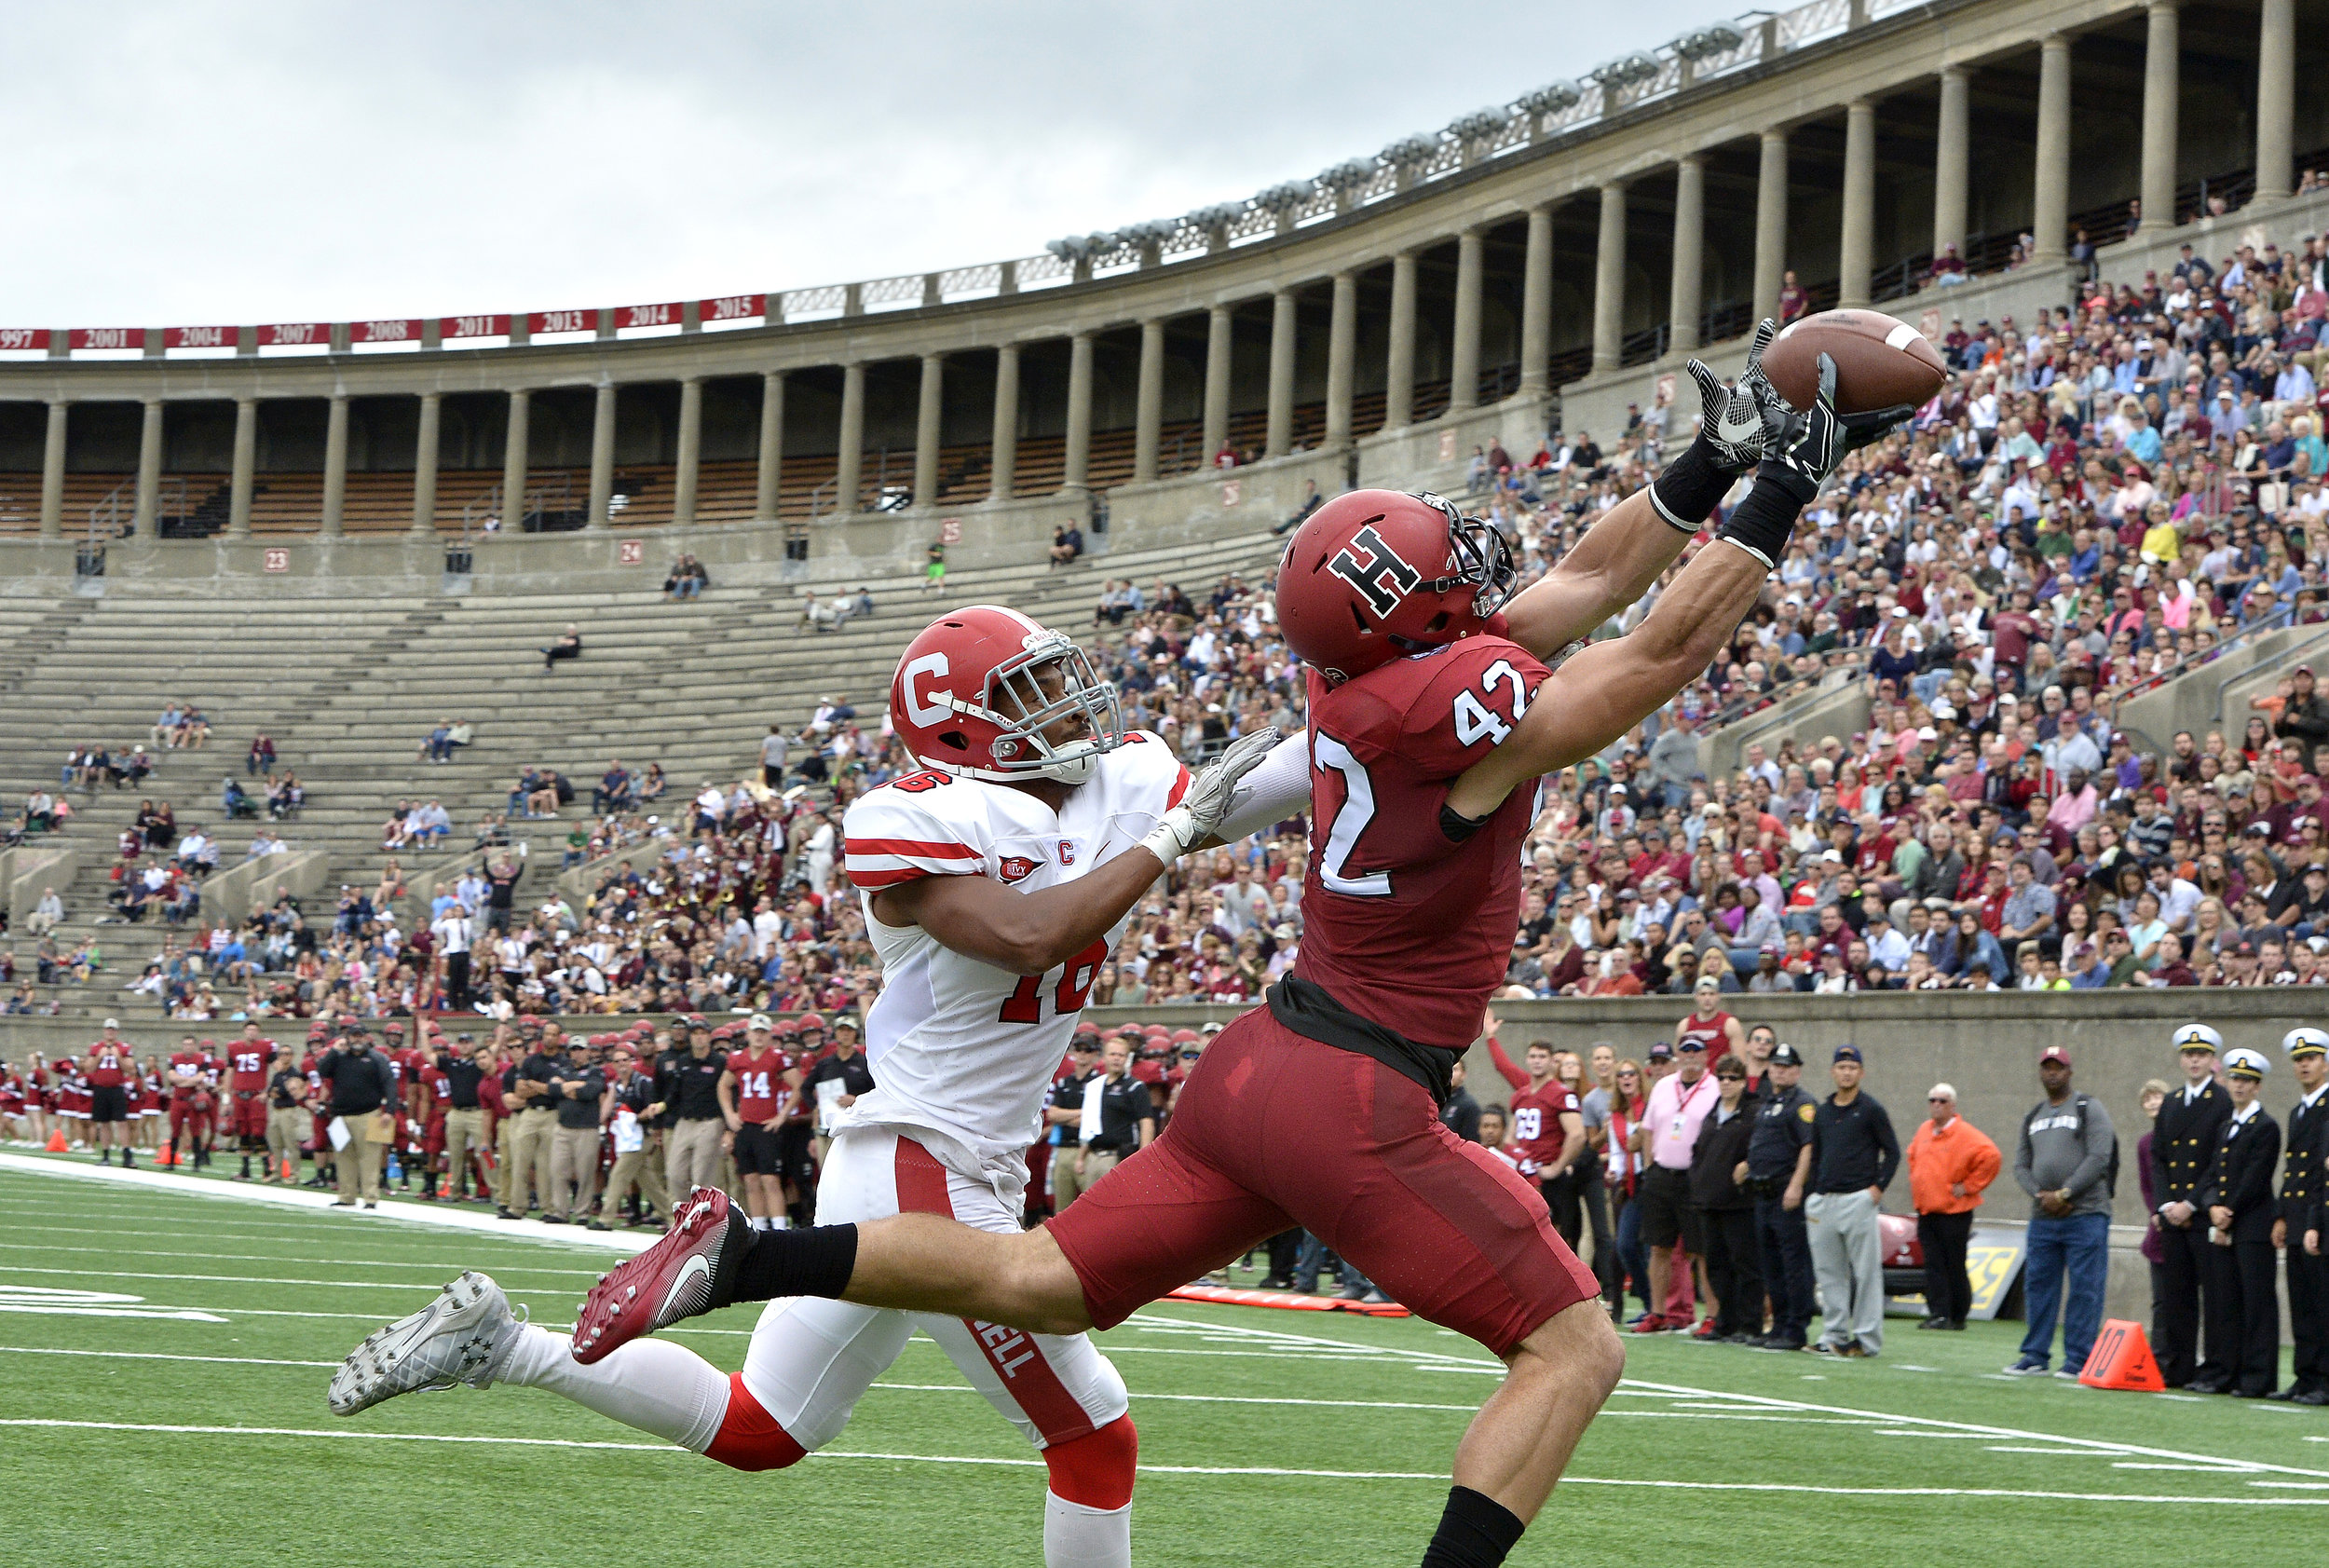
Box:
[84,1020,139,1165]
[225,1022,279,1179]
[718,1016,802,1231]
[528,334,1918,1568]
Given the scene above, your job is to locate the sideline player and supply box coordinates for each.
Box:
[85,1019,139,1166]
[719,1015,802,1231]
[225,1022,279,1180]
[540,334,1901,1566]
[329,605,1279,1568]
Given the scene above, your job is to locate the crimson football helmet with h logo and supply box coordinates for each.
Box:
[1274,489,1515,685]
[888,605,1125,784]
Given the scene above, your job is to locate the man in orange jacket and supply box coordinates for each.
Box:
[1906,1083,2002,1329]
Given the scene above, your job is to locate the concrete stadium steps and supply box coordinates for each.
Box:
[0,528,1283,1018]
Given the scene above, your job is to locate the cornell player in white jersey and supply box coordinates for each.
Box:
[328,605,1281,1568]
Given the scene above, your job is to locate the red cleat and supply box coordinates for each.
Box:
[1630,1314,1668,1334]
[569,1186,746,1364]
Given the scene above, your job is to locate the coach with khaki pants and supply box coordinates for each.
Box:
[1061,1040,1154,1210]
[265,1062,308,1179]
[602,1049,670,1223]
[655,1022,729,1197]
[544,1051,608,1225]
[503,1043,564,1216]
[320,1034,395,1208]
[436,1034,491,1201]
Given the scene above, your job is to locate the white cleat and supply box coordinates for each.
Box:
[329,1270,524,1417]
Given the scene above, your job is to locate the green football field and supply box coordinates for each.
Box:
[0,1159,2319,1566]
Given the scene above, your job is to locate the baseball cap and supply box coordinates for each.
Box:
[1833,1043,1863,1064]
[747,1013,774,1032]
[102,1018,118,1029]
[1694,975,1721,994]
[1677,1039,1707,1054]
[1201,1021,1225,1035]
[1770,1043,1803,1067]
[1647,1042,1674,1061]
[2039,1045,2072,1067]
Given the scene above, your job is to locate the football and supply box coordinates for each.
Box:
[1759,307,1947,415]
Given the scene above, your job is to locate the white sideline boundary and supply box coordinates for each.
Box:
[0,1152,650,1254]
[6,1419,2325,1504]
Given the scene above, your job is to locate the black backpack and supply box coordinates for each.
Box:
[2027,1092,2118,1198]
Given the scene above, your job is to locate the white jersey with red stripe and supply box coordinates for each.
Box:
[841,729,1189,1203]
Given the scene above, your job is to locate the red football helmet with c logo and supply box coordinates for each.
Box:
[889,605,1124,784]
[1273,489,1515,685]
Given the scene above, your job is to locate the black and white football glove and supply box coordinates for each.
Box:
[1682,318,1788,475]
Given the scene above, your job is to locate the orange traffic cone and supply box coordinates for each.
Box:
[44,1130,66,1152]
[157,1146,175,1167]
[280,1158,294,1181]
[2078,1319,2166,1392]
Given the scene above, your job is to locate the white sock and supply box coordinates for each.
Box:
[1042,1493,1131,1568]
[753,1216,772,1232]
[493,1324,731,1452]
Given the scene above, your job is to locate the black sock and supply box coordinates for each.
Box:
[1419,1486,1525,1568]
[1647,438,1733,532]
[729,1222,859,1306]
[1712,469,1811,570]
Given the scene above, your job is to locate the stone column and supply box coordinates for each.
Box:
[1753,130,1789,324]
[1133,319,1165,483]
[585,381,616,528]
[1202,305,1233,458]
[411,391,442,534]
[2033,36,2073,261]
[1386,252,1417,427]
[1265,291,1297,457]
[227,398,255,539]
[2255,0,2295,204]
[1062,333,1094,491]
[988,347,1019,501]
[1669,154,1706,353]
[912,354,943,508]
[674,376,703,525]
[320,393,348,538]
[1933,67,1969,263]
[1591,181,1628,373]
[1838,99,1877,307]
[756,373,783,520]
[1325,272,1356,448]
[133,398,163,538]
[2139,0,2180,234]
[835,363,864,516]
[1519,206,1553,394]
[1450,228,1484,412]
[500,389,530,532]
[38,400,66,539]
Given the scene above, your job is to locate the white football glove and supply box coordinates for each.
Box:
[1139,727,1284,867]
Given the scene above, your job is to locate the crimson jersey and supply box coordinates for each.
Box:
[1297,635,1550,1048]
[1508,1081,1580,1171]
[1676,1009,1736,1057]
[729,1045,793,1125]
[168,1052,216,1099]
[226,1040,277,1092]
[86,1039,136,1087]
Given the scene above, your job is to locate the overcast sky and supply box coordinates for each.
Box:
[14,0,1728,325]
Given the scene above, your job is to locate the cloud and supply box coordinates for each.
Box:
[7,0,1725,321]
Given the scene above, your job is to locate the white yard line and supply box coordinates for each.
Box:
[0,1240,607,1275]
[0,1155,648,1252]
[4,1419,2319,1504]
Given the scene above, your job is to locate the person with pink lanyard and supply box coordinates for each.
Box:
[1629,1035,1723,1333]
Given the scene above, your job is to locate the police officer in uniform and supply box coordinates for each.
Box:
[2277,1028,2329,1404]
[2196,1046,2281,1397]
[1745,1043,1818,1350]
[2151,1022,2233,1388]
